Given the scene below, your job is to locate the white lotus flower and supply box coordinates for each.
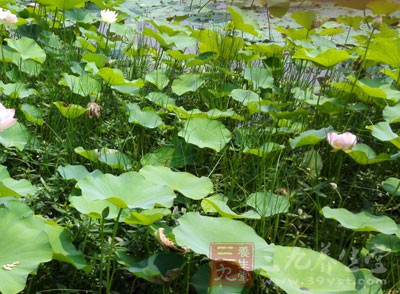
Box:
[0,8,18,24]
[100,9,118,24]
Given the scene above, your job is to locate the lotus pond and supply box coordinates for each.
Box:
[0,0,400,293]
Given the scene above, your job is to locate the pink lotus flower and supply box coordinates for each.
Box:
[327,131,357,151]
[0,103,17,131]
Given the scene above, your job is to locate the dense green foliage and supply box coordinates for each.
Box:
[0,0,399,293]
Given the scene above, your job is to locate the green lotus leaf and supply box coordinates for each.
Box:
[139,165,213,200]
[366,0,400,15]
[97,68,137,86]
[347,143,391,165]
[291,10,317,30]
[57,164,93,182]
[367,122,400,148]
[98,148,133,170]
[191,263,248,294]
[244,67,274,89]
[322,206,398,234]
[59,74,101,97]
[0,81,37,99]
[230,89,260,106]
[141,144,195,168]
[171,73,205,96]
[0,123,31,151]
[128,253,185,284]
[366,38,400,68]
[382,177,400,196]
[292,47,350,67]
[264,246,356,293]
[0,165,36,198]
[0,45,42,76]
[44,221,90,272]
[74,146,99,163]
[171,106,243,120]
[76,171,176,209]
[260,0,290,18]
[246,191,289,217]
[227,6,260,37]
[350,77,400,103]
[124,208,171,225]
[145,92,176,107]
[367,233,400,253]
[81,53,108,68]
[74,147,132,170]
[0,202,52,294]
[36,0,86,9]
[53,102,87,119]
[126,103,164,129]
[178,118,232,152]
[173,212,275,270]
[289,126,333,149]
[6,37,46,63]
[337,15,363,30]
[20,104,43,126]
[334,0,371,10]
[381,68,400,82]
[251,43,284,57]
[145,69,170,90]
[354,269,383,294]
[243,142,284,157]
[69,196,121,220]
[201,195,260,219]
[383,103,400,123]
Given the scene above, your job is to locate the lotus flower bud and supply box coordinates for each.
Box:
[327,131,357,151]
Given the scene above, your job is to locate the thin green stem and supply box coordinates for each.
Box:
[105,208,123,294]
